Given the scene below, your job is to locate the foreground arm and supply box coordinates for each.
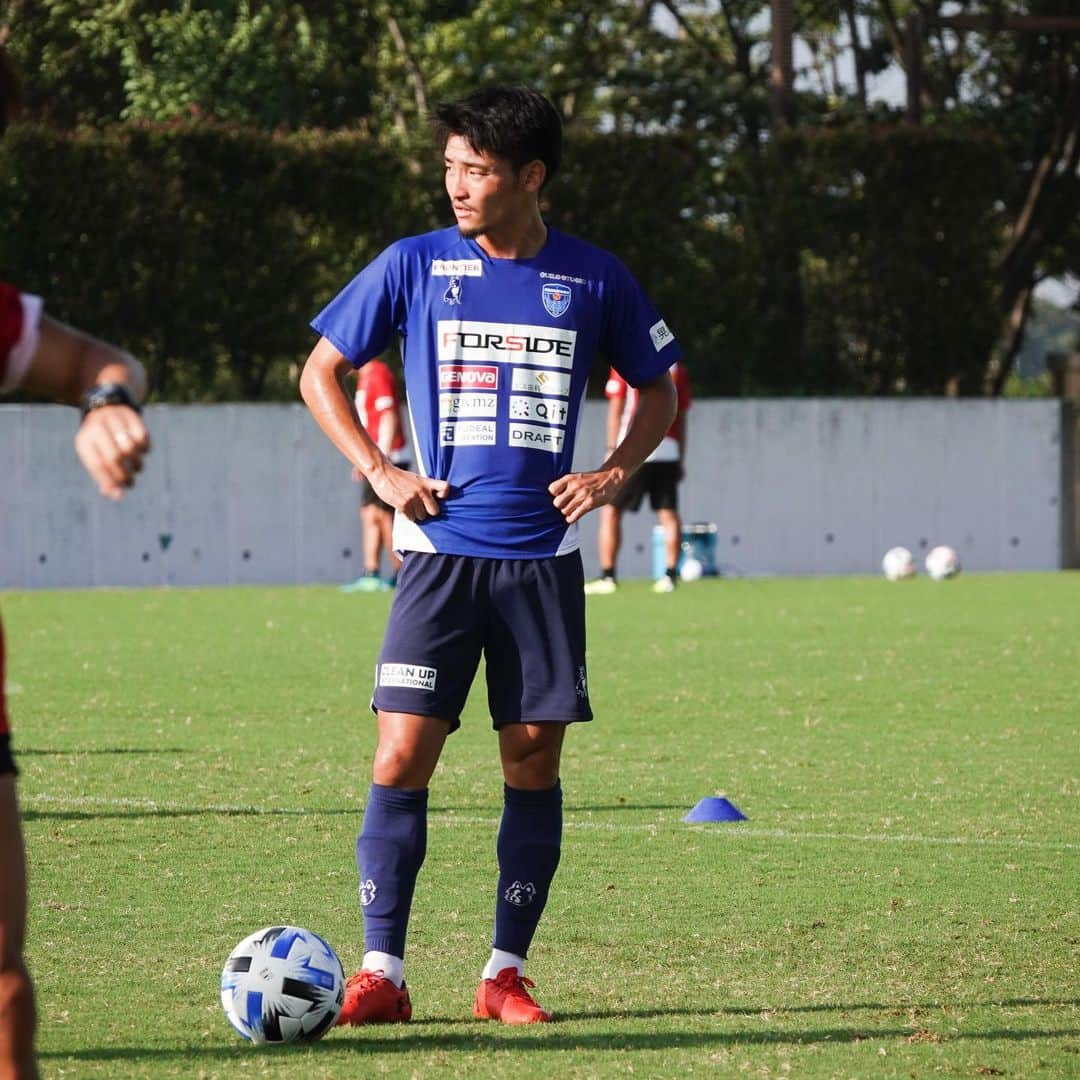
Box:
[549,373,677,524]
[20,314,150,501]
[300,337,447,521]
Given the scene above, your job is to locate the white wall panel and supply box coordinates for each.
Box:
[0,399,1069,588]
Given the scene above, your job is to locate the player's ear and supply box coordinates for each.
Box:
[520,159,546,193]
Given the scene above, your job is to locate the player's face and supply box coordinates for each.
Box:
[444,135,540,240]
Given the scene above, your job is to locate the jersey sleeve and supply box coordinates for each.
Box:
[310,243,407,366]
[0,283,43,394]
[600,259,681,389]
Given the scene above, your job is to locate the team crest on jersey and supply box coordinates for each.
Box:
[541,283,571,318]
[443,276,463,306]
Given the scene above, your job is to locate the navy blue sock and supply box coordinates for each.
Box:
[493,781,563,958]
[355,783,428,958]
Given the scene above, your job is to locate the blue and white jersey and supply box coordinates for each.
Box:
[312,225,681,558]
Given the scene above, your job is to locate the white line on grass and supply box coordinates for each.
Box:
[20,794,1075,851]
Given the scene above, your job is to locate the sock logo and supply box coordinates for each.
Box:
[503,880,537,907]
[358,878,377,906]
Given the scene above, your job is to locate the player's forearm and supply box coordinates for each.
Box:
[21,315,147,406]
[604,375,676,475]
[300,357,388,477]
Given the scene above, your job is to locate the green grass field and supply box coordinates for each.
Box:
[3,573,1077,1079]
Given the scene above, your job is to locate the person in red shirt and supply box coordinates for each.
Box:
[585,361,691,594]
[342,358,411,592]
[1,45,151,1080]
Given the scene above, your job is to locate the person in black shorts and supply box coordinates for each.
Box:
[586,361,691,594]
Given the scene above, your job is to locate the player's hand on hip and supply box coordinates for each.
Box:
[549,467,625,524]
[373,465,449,522]
[74,405,151,500]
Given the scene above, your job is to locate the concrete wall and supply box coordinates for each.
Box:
[0,399,1069,588]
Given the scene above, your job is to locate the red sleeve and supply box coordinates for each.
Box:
[604,367,627,400]
[0,282,24,384]
[365,361,396,405]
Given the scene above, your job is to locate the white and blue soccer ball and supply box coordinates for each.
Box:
[680,556,704,583]
[881,546,916,581]
[220,925,344,1044]
[925,544,960,581]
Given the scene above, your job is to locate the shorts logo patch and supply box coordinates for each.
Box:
[542,283,571,318]
[378,663,438,690]
[359,879,377,906]
[576,665,589,700]
[503,880,537,907]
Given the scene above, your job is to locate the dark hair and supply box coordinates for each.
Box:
[0,45,20,135]
[434,86,562,188]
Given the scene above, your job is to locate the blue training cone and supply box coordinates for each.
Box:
[683,796,747,823]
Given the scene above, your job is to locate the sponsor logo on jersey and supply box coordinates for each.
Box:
[431,259,482,277]
[379,663,437,691]
[439,392,498,418]
[649,318,675,352]
[439,364,498,389]
[441,420,497,446]
[438,320,577,369]
[541,282,572,317]
[511,367,571,397]
[509,423,565,453]
[443,276,463,305]
[509,395,568,426]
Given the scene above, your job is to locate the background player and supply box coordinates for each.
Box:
[300,85,678,1027]
[342,357,411,592]
[0,46,151,1080]
[585,359,691,594]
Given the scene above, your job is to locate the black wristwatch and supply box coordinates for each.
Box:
[80,382,141,420]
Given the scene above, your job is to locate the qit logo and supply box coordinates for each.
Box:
[358,879,377,906]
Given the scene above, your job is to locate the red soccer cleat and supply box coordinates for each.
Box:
[473,967,552,1024]
[336,969,412,1026]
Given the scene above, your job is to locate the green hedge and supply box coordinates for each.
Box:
[0,121,1006,398]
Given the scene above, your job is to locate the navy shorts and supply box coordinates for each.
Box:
[372,552,593,731]
[613,461,681,513]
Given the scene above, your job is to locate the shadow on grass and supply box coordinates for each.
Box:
[718,997,1080,1016]
[38,1002,1080,1064]
[21,807,359,822]
[17,747,191,755]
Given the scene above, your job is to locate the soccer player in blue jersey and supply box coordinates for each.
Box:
[300,85,679,1026]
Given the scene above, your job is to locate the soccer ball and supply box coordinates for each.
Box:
[881,546,916,581]
[680,557,704,583]
[220,925,344,1044]
[925,545,960,581]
